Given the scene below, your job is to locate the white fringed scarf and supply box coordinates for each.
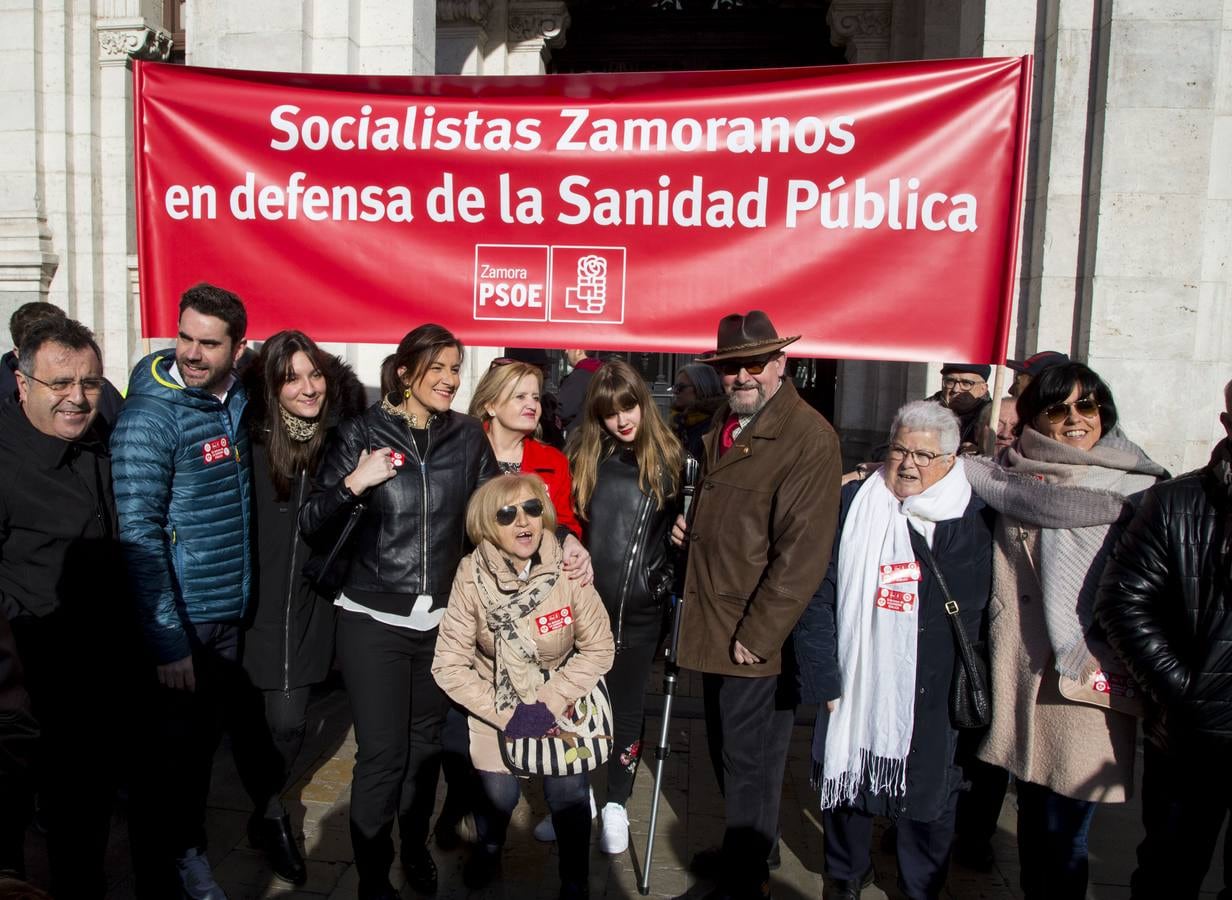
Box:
[819,458,971,810]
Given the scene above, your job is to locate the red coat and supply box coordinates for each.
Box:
[519,438,582,539]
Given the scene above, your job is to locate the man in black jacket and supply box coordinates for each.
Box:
[1097,380,1232,900]
[0,317,124,898]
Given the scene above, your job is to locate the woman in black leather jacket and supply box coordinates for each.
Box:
[566,359,684,856]
[299,324,498,900]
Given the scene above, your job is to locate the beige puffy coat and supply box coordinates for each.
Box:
[432,534,614,773]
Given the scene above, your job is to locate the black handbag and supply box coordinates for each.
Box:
[914,541,991,729]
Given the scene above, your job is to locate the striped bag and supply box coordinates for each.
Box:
[499,676,614,777]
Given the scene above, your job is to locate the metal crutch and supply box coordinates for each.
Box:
[639,457,699,895]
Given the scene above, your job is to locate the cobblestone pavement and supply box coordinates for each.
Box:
[21,671,1227,899]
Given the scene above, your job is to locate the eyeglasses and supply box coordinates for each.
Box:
[671,382,694,394]
[715,355,777,376]
[23,373,106,395]
[887,444,951,467]
[941,377,986,392]
[495,498,544,526]
[1041,396,1100,424]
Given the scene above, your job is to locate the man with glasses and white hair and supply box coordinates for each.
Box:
[671,310,841,900]
[0,316,124,897]
[926,363,991,449]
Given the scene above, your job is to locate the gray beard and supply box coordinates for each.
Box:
[727,385,767,416]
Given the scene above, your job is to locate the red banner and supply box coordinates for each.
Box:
[133,58,1031,361]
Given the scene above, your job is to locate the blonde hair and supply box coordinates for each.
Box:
[467,362,544,423]
[566,359,682,518]
[465,474,557,547]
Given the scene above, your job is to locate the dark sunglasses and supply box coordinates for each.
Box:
[1041,396,1100,424]
[715,355,776,377]
[495,498,544,526]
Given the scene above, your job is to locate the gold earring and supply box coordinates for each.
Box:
[403,387,412,399]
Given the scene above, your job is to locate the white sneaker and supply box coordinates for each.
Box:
[599,802,630,855]
[175,848,229,900]
[531,787,599,842]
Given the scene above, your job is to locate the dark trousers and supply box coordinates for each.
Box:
[476,770,590,888]
[438,702,479,832]
[1131,740,1232,900]
[823,791,959,900]
[257,685,311,813]
[130,622,284,899]
[1015,779,1097,900]
[955,729,1009,847]
[702,671,795,894]
[11,613,121,899]
[605,623,661,805]
[336,611,448,892]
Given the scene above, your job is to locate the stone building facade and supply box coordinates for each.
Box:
[1,0,1228,472]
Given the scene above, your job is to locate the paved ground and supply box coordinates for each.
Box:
[20,668,1228,898]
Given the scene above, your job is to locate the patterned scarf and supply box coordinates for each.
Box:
[964,427,1165,679]
[471,534,562,715]
[279,406,319,442]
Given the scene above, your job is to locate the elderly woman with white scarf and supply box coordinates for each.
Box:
[795,401,993,900]
[962,362,1166,900]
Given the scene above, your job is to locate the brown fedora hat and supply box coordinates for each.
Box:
[695,310,800,363]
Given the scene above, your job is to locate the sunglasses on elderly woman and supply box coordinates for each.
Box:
[495,498,544,526]
[1041,396,1100,424]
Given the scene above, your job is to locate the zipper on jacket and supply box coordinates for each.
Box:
[283,472,308,692]
[614,491,654,648]
[405,420,433,593]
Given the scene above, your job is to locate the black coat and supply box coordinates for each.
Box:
[240,356,366,690]
[584,445,677,647]
[300,404,499,614]
[794,479,993,822]
[1097,445,1232,753]
[0,398,121,623]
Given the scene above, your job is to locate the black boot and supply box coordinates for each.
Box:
[248,812,307,885]
[401,840,438,895]
[463,845,501,890]
[552,794,591,900]
[822,865,875,900]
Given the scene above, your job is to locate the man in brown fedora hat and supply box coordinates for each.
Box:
[672,310,841,899]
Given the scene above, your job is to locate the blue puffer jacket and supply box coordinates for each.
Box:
[112,352,252,664]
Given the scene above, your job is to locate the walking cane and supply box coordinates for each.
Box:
[639,456,699,895]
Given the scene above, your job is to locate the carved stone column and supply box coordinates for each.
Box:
[96,13,171,380]
[506,0,569,75]
[0,1,61,324]
[438,0,493,74]
[826,0,892,64]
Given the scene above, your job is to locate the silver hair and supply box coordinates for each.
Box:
[888,400,961,455]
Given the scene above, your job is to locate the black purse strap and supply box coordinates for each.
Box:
[912,537,981,667]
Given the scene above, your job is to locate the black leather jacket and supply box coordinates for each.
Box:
[1097,450,1232,752]
[299,403,499,614]
[585,446,678,648]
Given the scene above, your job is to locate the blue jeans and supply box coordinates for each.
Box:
[476,769,590,889]
[1015,780,1097,900]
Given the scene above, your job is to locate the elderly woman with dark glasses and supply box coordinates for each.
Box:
[432,474,613,899]
[961,362,1166,900]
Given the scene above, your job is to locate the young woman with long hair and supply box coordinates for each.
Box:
[566,359,684,855]
[241,329,365,885]
[299,324,498,900]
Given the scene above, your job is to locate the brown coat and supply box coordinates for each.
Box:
[676,381,841,676]
[976,517,1137,802]
[431,534,615,773]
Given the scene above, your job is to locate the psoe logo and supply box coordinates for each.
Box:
[474,244,550,322]
[549,246,626,325]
